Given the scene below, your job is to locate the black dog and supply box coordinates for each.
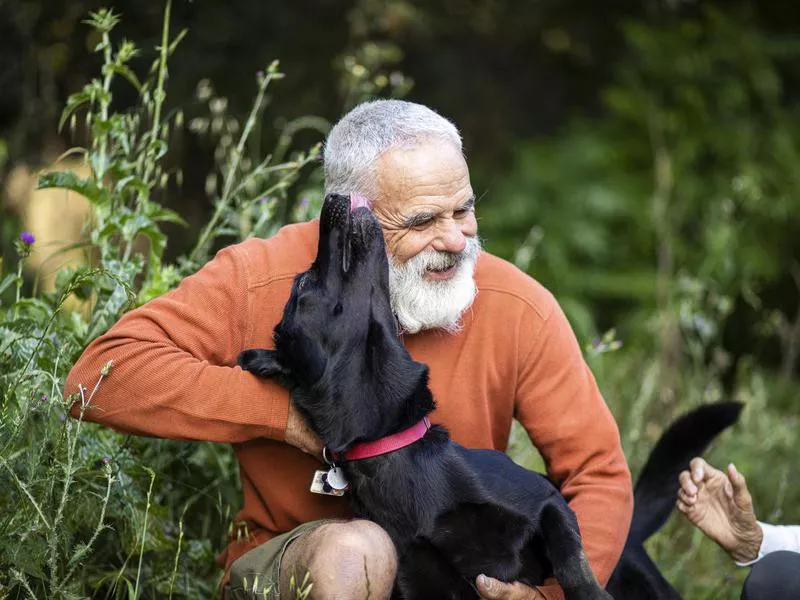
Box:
[239,194,740,599]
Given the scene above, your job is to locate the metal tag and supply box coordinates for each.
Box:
[309,469,346,496]
[326,466,349,491]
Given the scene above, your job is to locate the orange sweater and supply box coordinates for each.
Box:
[66,220,632,599]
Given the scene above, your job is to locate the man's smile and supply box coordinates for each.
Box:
[424,264,457,281]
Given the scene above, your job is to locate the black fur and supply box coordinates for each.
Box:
[239,193,741,599]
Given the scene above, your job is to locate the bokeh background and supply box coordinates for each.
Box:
[1,1,799,598]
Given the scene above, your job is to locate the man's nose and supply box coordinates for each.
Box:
[432,220,467,254]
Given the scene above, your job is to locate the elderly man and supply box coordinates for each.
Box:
[66,100,632,600]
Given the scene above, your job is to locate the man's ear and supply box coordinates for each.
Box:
[237,349,290,379]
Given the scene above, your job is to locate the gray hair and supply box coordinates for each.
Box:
[323,99,462,201]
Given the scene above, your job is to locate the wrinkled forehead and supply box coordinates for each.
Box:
[373,141,472,212]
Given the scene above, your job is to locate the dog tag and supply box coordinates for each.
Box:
[310,469,346,496]
[326,466,349,491]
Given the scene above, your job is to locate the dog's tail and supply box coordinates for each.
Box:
[627,401,743,545]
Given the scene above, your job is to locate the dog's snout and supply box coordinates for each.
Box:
[321,194,352,231]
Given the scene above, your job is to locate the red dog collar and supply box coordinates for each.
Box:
[327,417,431,462]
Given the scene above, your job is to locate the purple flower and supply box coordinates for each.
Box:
[41,393,49,402]
[256,70,265,79]
[19,231,35,245]
[101,457,111,465]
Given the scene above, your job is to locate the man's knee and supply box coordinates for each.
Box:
[310,520,397,575]
[742,551,800,600]
[282,520,397,599]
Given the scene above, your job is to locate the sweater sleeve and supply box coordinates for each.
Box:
[736,523,800,566]
[65,244,290,443]
[513,296,633,597]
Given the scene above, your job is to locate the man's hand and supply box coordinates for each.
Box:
[286,401,323,458]
[476,575,546,600]
[676,457,763,563]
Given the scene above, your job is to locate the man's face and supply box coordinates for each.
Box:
[373,140,478,266]
[371,140,481,333]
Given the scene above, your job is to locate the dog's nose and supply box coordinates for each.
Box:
[321,194,352,230]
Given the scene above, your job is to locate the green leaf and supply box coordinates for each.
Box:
[115,175,150,199]
[145,204,187,227]
[37,171,108,206]
[10,298,53,322]
[104,63,143,92]
[0,273,17,298]
[58,90,91,132]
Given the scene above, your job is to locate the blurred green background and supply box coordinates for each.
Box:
[1,0,799,598]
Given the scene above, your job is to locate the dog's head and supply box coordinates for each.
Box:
[239,193,433,451]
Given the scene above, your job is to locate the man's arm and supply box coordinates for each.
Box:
[748,524,800,564]
[513,297,633,594]
[66,244,297,445]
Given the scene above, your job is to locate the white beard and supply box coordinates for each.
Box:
[388,236,481,334]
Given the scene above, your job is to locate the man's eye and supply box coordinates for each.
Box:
[454,208,470,218]
[410,218,434,230]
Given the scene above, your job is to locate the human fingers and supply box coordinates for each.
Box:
[727,463,753,508]
[678,487,697,507]
[676,498,691,514]
[679,469,698,496]
[689,457,709,484]
[476,575,542,599]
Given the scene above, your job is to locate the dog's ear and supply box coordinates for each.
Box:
[237,349,290,379]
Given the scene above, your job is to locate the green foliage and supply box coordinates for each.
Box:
[2,3,799,600]
[483,8,800,339]
[500,9,800,599]
[0,3,321,598]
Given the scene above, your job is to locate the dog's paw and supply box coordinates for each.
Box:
[237,348,287,379]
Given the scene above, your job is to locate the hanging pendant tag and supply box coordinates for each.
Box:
[326,466,349,491]
[309,469,347,496]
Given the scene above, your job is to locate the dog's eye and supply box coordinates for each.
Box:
[334,302,343,315]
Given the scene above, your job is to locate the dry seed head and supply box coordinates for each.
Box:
[196,79,213,101]
[210,97,228,114]
[205,173,218,196]
[189,117,207,134]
